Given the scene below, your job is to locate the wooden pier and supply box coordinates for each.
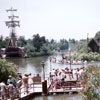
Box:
[0,80,83,100]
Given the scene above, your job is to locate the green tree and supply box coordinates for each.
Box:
[40,44,52,55]
[69,38,76,44]
[47,39,58,51]
[17,36,27,47]
[0,59,16,82]
[0,35,3,42]
[24,43,35,57]
[95,31,100,42]
[32,34,46,52]
[58,39,69,50]
[74,42,87,53]
[0,40,8,48]
[80,65,100,100]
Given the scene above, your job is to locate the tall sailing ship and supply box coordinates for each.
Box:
[5,7,24,58]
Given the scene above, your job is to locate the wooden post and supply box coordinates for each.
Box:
[42,80,47,95]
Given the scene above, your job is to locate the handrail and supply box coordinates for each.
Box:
[0,82,42,100]
[47,80,84,92]
[0,74,84,99]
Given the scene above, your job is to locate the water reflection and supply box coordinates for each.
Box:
[7,56,49,75]
[7,54,92,76]
[7,55,87,76]
[32,94,82,100]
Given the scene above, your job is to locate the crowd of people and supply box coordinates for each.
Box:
[0,73,34,100]
[49,67,85,90]
[50,57,87,65]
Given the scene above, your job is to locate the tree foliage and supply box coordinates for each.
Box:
[95,31,100,42]
[58,39,69,50]
[80,65,100,100]
[0,35,8,48]
[71,41,88,53]
[72,52,100,61]
[32,34,46,52]
[17,36,27,47]
[0,59,16,82]
[47,39,58,50]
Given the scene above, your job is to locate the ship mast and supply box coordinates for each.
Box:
[5,7,20,47]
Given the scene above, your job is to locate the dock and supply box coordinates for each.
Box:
[12,83,83,100]
[0,72,84,100]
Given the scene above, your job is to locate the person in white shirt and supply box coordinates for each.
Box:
[0,81,7,100]
[28,73,33,88]
[8,82,14,100]
[76,68,81,81]
[51,69,55,76]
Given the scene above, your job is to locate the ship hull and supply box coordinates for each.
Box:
[5,47,24,58]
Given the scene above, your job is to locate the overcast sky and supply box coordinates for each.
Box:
[0,0,100,41]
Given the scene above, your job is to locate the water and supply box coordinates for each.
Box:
[7,55,86,76]
[7,56,49,75]
[31,94,82,100]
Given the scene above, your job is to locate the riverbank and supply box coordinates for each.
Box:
[72,52,100,61]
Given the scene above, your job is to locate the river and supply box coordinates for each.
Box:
[31,94,82,100]
[7,54,87,76]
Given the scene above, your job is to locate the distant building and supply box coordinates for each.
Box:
[80,39,87,42]
[88,39,100,52]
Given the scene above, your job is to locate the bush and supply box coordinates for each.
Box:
[72,52,100,61]
[0,59,16,82]
[80,65,100,100]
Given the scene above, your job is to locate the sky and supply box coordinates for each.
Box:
[0,0,100,41]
